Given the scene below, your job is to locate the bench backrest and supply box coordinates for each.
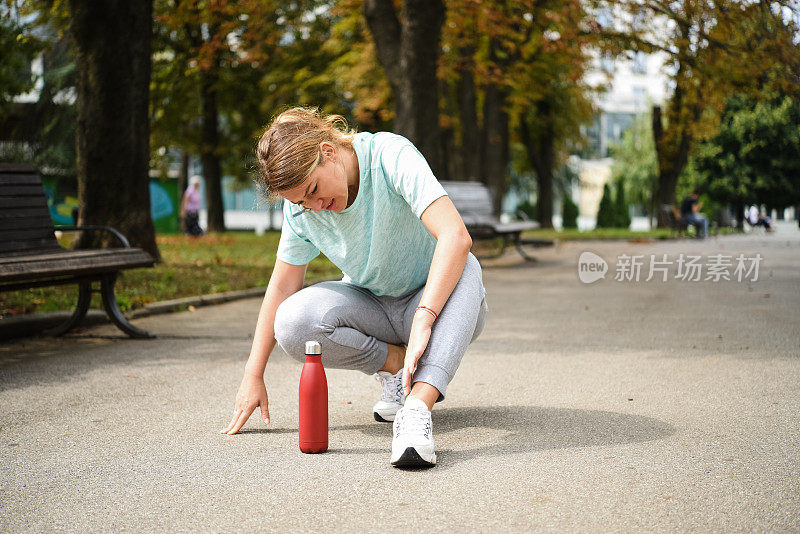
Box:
[439,180,496,227]
[0,163,61,256]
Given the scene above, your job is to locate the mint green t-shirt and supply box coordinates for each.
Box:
[275,131,449,297]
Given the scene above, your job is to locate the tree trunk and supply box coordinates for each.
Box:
[364,0,446,178]
[200,64,225,232]
[734,202,745,230]
[482,83,509,217]
[438,78,452,181]
[457,46,480,181]
[654,124,694,228]
[653,63,701,228]
[519,102,555,229]
[652,105,671,228]
[70,0,160,261]
[178,151,189,198]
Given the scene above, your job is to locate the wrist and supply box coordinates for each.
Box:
[244,364,265,379]
[414,307,437,326]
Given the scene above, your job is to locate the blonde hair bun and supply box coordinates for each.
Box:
[255,107,357,201]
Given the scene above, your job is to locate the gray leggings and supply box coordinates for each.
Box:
[273,252,489,402]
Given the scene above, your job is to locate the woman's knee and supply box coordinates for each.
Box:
[461,252,487,299]
[274,294,322,363]
[470,297,489,343]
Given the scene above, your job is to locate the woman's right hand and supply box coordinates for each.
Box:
[220,373,270,435]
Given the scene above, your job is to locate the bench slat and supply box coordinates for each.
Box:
[0,185,50,196]
[0,238,60,255]
[0,209,55,223]
[0,197,48,209]
[0,163,38,173]
[0,248,155,284]
[0,248,141,264]
[0,218,55,232]
[0,227,56,242]
[493,221,539,233]
[0,245,63,258]
[0,208,52,220]
[0,173,42,185]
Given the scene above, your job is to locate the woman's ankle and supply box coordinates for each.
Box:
[378,343,405,374]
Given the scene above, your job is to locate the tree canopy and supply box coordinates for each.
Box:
[693,92,800,211]
[3,0,799,245]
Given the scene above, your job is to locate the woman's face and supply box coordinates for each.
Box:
[281,142,348,213]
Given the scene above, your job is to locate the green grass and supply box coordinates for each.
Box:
[1,226,744,318]
[0,232,342,318]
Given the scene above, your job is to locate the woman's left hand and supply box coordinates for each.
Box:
[402,312,435,396]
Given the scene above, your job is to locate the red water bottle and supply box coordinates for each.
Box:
[299,340,328,453]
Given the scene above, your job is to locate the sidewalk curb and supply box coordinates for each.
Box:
[0,274,343,341]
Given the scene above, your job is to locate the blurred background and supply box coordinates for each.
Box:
[1,0,799,258]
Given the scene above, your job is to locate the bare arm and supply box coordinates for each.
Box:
[221,259,307,434]
[401,195,473,394]
[415,196,472,316]
[244,259,308,378]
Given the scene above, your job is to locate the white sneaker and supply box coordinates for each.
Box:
[373,370,406,422]
[390,397,436,467]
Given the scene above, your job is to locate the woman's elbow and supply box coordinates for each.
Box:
[462,231,473,249]
[450,229,472,250]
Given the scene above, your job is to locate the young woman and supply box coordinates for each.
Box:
[220,107,489,467]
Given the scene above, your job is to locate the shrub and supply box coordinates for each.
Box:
[614,180,631,228]
[596,183,615,228]
[562,194,579,228]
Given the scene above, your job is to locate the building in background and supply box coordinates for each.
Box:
[573,44,670,231]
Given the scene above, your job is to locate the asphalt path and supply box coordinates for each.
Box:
[2,225,798,532]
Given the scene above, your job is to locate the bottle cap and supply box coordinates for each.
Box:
[305,340,321,355]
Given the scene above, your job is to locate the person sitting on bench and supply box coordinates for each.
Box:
[747,205,773,232]
[680,189,709,239]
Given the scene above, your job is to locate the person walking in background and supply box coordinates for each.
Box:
[220,107,488,467]
[181,175,204,237]
[680,189,709,239]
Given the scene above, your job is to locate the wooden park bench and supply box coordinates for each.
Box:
[0,163,156,338]
[440,180,552,262]
[659,204,689,237]
[659,203,717,238]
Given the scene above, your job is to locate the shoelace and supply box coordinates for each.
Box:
[377,373,405,403]
[395,407,431,438]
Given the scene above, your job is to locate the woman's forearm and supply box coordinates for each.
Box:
[416,231,472,317]
[244,283,293,378]
[244,260,307,378]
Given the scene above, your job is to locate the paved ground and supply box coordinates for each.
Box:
[2,225,799,532]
